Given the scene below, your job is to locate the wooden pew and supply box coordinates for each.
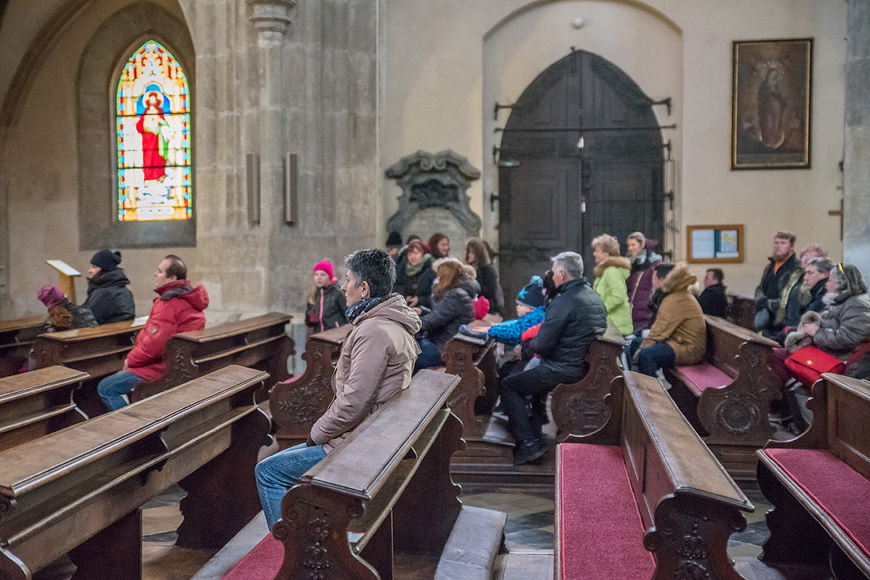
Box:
[0,315,44,377]
[664,315,782,480]
[555,371,754,579]
[757,373,870,579]
[0,365,270,580]
[0,365,89,452]
[727,293,756,331]
[270,323,351,449]
[31,316,148,416]
[222,369,507,580]
[131,312,294,404]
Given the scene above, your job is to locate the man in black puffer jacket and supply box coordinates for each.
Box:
[501,251,607,464]
[82,249,136,324]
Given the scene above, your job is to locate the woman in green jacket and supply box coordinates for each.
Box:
[591,234,634,337]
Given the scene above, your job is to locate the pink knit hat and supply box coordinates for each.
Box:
[38,284,65,309]
[313,260,336,282]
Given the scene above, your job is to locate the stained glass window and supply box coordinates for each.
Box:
[116,41,191,221]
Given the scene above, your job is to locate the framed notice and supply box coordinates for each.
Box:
[687,225,744,264]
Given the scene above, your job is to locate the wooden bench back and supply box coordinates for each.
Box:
[443,333,498,437]
[131,312,293,402]
[270,323,352,449]
[0,365,89,451]
[32,316,148,375]
[726,293,756,331]
[272,370,463,579]
[779,373,870,481]
[0,365,269,577]
[620,371,753,531]
[0,315,44,352]
[705,315,778,378]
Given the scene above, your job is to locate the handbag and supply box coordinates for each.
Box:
[784,345,845,385]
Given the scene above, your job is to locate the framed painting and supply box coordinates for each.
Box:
[731,38,812,170]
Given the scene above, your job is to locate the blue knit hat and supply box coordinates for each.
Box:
[516,275,545,308]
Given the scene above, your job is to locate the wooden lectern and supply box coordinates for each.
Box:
[45,260,81,304]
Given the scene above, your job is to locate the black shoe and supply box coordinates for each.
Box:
[514,438,547,465]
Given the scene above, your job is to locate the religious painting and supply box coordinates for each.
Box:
[731,38,812,170]
[116,41,191,221]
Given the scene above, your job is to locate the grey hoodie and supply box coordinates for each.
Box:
[309,294,422,452]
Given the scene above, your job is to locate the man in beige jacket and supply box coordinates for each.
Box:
[255,249,421,530]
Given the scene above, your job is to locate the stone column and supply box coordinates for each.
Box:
[248,0,295,229]
[843,0,870,275]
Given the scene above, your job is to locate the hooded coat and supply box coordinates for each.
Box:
[812,292,870,362]
[420,286,475,349]
[593,256,634,335]
[126,280,208,381]
[626,248,662,330]
[309,294,421,452]
[82,269,136,324]
[641,264,706,365]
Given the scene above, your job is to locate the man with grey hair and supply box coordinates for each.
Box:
[500,251,608,464]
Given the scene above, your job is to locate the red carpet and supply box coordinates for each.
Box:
[765,448,870,559]
[558,443,655,579]
[222,533,283,579]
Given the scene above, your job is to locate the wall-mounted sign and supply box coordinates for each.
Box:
[687,225,744,263]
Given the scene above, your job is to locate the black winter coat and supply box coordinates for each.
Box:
[43,298,98,333]
[82,269,136,324]
[420,287,475,349]
[698,284,729,318]
[305,282,348,332]
[529,277,607,380]
[394,256,433,299]
[475,263,501,314]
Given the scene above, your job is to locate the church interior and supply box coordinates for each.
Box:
[0,0,868,579]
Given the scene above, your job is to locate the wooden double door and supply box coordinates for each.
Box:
[498,50,665,313]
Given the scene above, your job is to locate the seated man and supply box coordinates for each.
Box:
[632,263,706,377]
[97,255,207,411]
[82,249,136,324]
[500,252,607,465]
[698,268,729,318]
[255,249,421,530]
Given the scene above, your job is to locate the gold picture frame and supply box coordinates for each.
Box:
[687,225,744,264]
[731,38,812,170]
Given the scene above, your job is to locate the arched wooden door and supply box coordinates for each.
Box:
[498,50,665,314]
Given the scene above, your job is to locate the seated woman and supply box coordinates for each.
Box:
[632,263,706,377]
[37,284,98,332]
[591,234,633,338]
[788,263,870,368]
[394,239,433,308]
[255,249,421,530]
[415,260,475,370]
[625,231,662,332]
[466,237,501,315]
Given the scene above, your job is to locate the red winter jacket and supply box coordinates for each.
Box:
[126,280,208,381]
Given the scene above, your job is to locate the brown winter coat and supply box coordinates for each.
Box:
[309,294,422,452]
[641,263,706,365]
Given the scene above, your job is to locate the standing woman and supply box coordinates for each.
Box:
[591,234,634,338]
[466,237,500,314]
[305,260,348,333]
[394,239,433,308]
[625,231,662,332]
[415,260,476,370]
[256,249,421,530]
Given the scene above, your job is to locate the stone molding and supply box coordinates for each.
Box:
[385,149,482,237]
[247,0,296,37]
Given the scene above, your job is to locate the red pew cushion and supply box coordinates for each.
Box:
[673,363,731,396]
[764,448,870,559]
[558,443,655,580]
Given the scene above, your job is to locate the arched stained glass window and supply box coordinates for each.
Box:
[116,41,191,221]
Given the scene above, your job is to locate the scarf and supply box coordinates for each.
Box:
[346,295,387,323]
[404,255,431,278]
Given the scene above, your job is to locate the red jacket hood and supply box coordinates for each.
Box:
[154,280,209,311]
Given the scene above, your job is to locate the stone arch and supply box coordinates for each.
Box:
[78,1,195,249]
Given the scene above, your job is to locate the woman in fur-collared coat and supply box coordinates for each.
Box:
[591,234,633,336]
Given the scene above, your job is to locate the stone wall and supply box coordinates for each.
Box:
[844,0,870,277]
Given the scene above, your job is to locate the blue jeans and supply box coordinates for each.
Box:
[414,338,443,371]
[97,370,145,411]
[255,443,327,529]
[633,340,676,377]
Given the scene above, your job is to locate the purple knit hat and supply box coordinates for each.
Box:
[38,284,65,309]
